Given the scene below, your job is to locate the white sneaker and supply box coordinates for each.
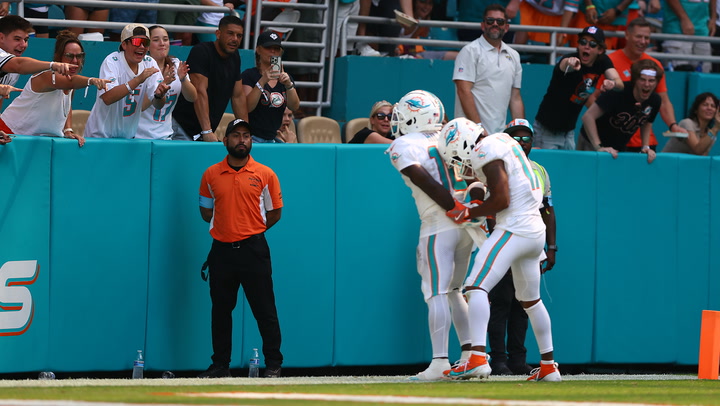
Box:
[409,360,451,381]
[358,44,381,57]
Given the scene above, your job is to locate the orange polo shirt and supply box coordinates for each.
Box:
[608,50,667,147]
[199,155,283,242]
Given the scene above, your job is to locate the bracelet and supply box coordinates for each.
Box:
[641,145,651,152]
[63,128,73,134]
[547,245,558,251]
[585,4,596,9]
[49,61,55,71]
[180,76,187,82]
[256,82,264,92]
[614,7,622,15]
[286,82,295,90]
[125,82,133,93]
[669,122,677,129]
[200,130,213,135]
[154,93,163,100]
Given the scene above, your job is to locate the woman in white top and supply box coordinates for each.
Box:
[662,92,719,155]
[136,25,196,140]
[84,23,171,139]
[0,30,109,146]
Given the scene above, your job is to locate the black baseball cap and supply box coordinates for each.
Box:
[225,119,252,137]
[579,25,605,45]
[256,30,283,48]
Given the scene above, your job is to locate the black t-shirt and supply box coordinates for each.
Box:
[241,67,293,140]
[348,127,394,143]
[580,82,661,151]
[174,42,242,136]
[535,52,614,132]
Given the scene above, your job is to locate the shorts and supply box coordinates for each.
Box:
[24,7,49,35]
[533,119,576,150]
[109,0,160,33]
[158,0,200,26]
[519,1,561,44]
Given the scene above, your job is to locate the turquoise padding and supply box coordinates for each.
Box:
[593,153,681,363]
[334,145,428,366]
[0,136,51,373]
[47,138,152,371]
[709,158,720,314]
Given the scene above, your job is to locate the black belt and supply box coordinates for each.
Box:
[214,233,263,248]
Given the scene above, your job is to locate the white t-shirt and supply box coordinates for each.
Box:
[471,132,545,238]
[198,0,224,26]
[452,36,522,134]
[1,71,71,137]
[84,52,163,139]
[137,58,188,140]
[0,48,19,86]
[387,131,464,237]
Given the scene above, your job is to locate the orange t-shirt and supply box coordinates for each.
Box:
[199,155,283,242]
[608,50,667,147]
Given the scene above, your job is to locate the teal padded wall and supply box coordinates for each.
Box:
[0,137,51,373]
[48,139,152,371]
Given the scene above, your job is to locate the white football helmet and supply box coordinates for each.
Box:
[391,90,445,137]
[437,118,486,179]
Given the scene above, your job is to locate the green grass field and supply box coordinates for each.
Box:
[1,376,719,406]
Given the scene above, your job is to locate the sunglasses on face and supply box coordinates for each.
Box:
[578,38,599,48]
[512,136,532,143]
[63,52,85,60]
[484,17,506,26]
[127,37,150,47]
[374,113,391,121]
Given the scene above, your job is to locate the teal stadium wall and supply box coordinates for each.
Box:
[2,138,720,373]
[2,39,720,373]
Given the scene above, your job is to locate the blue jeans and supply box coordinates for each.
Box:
[109,0,160,32]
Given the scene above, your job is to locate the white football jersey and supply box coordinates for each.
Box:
[84,52,163,138]
[387,132,466,237]
[0,48,19,86]
[136,58,187,140]
[471,132,545,238]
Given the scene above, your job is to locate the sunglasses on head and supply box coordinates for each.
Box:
[578,38,599,48]
[374,113,391,120]
[484,17,506,26]
[512,136,532,143]
[63,52,85,60]
[127,37,150,47]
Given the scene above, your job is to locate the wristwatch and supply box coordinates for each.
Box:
[547,245,558,251]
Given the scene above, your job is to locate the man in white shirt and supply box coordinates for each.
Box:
[452,4,524,133]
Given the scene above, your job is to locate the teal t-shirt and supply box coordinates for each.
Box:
[661,0,711,36]
[457,0,520,23]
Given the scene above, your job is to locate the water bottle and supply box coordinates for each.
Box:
[248,348,260,378]
[132,350,144,379]
[38,371,55,380]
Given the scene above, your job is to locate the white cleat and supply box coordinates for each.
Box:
[527,363,562,382]
[409,360,451,381]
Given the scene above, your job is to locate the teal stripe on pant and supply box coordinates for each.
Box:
[427,234,440,296]
[469,230,512,288]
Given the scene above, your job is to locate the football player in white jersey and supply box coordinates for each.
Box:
[386,91,486,381]
[441,122,561,382]
[136,25,197,140]
[84,23,171,139]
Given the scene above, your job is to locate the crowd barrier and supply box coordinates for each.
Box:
[1,137,719,373]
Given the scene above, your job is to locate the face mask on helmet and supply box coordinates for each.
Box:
[437,118,485,180]
[391,90,444,137]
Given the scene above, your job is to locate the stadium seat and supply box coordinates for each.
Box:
[296,116,341,144]
[269,9,301,41]
[71,109,91,137]
[343,117,368,143]
[215,112,237,141]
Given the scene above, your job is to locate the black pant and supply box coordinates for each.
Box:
[207,234,283,368]
[487,270,528,366]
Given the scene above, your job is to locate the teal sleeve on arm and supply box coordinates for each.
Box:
[199,195,214,209]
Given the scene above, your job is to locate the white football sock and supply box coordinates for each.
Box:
[448,289,471,346]
[525,300,554,354]
[427,294,451,358]
[466,289,490,347]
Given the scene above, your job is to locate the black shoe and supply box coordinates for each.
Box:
[508,362,534,375]
[263,366,282,378]
[198,364,231,378]
[490,362,513,375]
